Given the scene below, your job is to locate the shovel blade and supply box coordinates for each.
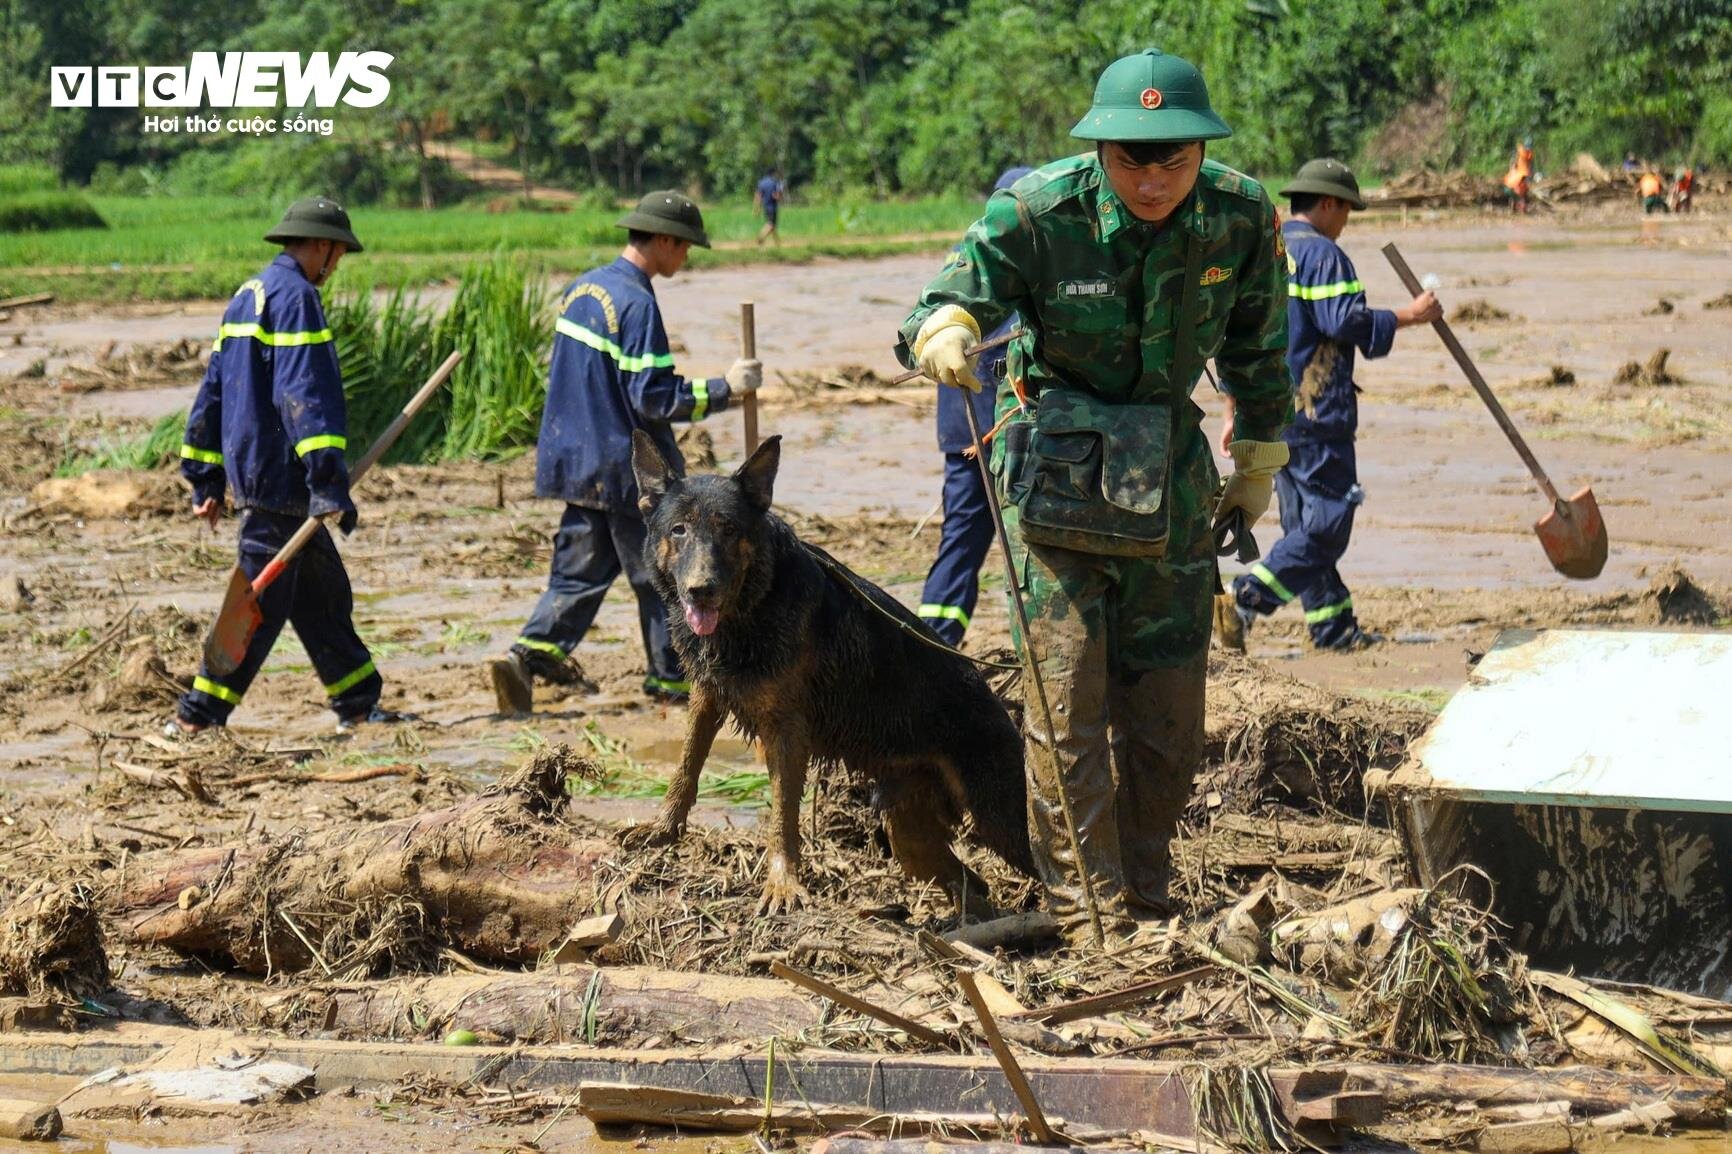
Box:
[1534,486,1607,580]
[202,565,263,679]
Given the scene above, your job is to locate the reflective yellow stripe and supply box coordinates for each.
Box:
[324,659,377,698]
[179,444,223,465]
[294,434,347,457]
[212,321,334,351]
[555,317,676,373]
[193,676,240,705]
[515,637,568,659]
[691,379,710,422]
[1289,280,1364,301]
[918,603,972,629]
[1249,563,1296,604]
[1305,598,1354,624]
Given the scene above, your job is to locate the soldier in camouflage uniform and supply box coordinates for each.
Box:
[897,49,1293,942]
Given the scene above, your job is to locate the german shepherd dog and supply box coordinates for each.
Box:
[624,431,1033,915]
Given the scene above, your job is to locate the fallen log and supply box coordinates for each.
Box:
[1340,1063,1726,1126]
[108,747,614,974]
[254,969,819,1045]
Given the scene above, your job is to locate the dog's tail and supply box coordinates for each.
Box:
[958,731,1037,876]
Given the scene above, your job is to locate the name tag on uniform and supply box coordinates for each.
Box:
[1058,279,1115,298]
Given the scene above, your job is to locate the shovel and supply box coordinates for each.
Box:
[202,350,463,678]
[1382,244,1607,580]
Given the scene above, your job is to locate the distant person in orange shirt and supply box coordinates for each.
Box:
[1639,168,1668,214]
[1503,136,1534,213]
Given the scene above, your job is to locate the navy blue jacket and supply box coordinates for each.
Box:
[1282,219,1397,444]
[535,257,732,509]
[180,253,353,519]
[936,316,1012,453]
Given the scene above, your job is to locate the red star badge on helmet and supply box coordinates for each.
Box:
[1140,88,1163,110]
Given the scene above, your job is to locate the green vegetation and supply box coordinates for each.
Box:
[0,192,106,233]
[573,721,770,806]
[56,412,185,476]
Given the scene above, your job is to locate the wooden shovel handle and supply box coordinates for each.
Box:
[1382,244,1561,505]
[251,350,463,596]
[740,302,759,454]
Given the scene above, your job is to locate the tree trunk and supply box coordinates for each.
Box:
[247,969,819,1046]
[107,752,610,976]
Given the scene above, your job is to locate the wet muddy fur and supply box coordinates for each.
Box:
[626,431,1033,916]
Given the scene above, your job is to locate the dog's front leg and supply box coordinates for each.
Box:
[620,683,721,849]
[757,726,811,915]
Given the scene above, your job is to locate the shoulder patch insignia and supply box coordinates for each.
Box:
[1273,208,1287,261]
[1200,266,1232,287]
[1058,279,1116,299]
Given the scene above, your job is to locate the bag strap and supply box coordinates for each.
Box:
[1165,227,1205,396]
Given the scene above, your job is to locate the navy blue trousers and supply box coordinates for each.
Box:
[918,452,995,646]
[1233,439,1361,648]
[515,504,684,692]
[178,509,381,727]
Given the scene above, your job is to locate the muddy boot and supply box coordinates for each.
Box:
[488,652,534,715]
[1111,653,1207,920]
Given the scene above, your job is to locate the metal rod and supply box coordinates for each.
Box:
[961,393,1106,949]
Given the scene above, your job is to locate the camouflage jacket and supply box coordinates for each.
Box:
[897,153,1293,444]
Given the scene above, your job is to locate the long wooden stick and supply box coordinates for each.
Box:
[769,961,953,1049]
[954,970,1056,1142]
[740,302,759,454]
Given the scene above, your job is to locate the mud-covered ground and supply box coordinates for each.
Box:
[0,206,1729,1149]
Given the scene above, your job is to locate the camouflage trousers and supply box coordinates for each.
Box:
[1001,422,1217,943]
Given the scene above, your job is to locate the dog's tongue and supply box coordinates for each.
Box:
[684,602,720,636]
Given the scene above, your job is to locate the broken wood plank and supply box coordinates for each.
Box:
[955,968,1055,1142]
[815,1140,1131,1154]
[547,912,625,965]
[769,961,953,1049]
[573,1082,1019,1134]
[0,294,53,311]
[1010,965,1214,1026]
[1586,1100,1675,1134]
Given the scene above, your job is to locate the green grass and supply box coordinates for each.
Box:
[571,721,769,806]
[56,412,185,475]
[0,194,976,303]
[0,165,56,196]
[0,192,106,233]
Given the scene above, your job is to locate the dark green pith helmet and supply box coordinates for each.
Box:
[1280,158,1367,210]
[617,190,711,248]
[264,196,364,252]
[1071,49,1232,143]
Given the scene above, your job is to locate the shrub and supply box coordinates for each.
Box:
[0,193,107,232]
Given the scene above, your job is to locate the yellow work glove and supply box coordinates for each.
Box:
[912,305,982,392]
[1217,439,1291,529]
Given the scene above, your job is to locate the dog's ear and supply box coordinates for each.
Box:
[633,430,675,516]
[732,434,781,515]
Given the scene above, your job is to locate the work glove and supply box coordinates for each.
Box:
[336,507,359,536]
[724,357,762,397]
[913,305,982,392]
[1216,440,1290,530]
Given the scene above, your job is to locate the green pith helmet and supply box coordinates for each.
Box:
[264,196,364,252]
[617,190,711,248]
[1279,158,1367,210]
[1071,49,1232,143]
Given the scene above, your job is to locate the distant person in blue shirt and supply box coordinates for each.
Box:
[754,169,785,246]
[915,165,1033,647]
[487,192,761,714]
[1224,159,1439,650]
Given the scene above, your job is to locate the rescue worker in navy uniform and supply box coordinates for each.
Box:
[916,166,1033,646]
[172,197,398,736]
[489,192,761,713]
[1226,159,1440,649]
